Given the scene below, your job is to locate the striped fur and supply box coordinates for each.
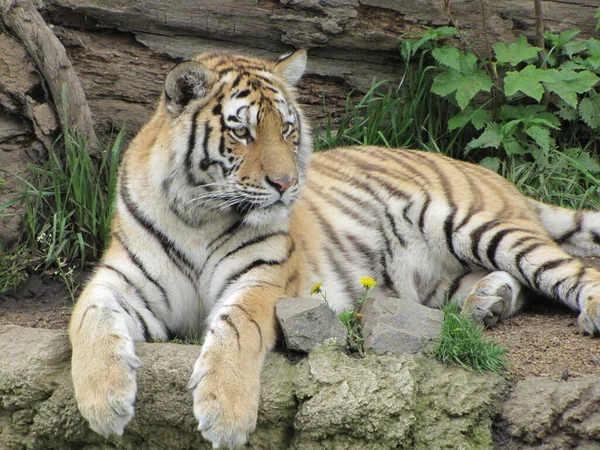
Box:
[70,50,600,448]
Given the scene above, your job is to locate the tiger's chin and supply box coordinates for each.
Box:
[241,203,291,228]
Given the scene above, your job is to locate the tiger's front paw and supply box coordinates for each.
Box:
[188,351,260,448]
[578,297,600,336]
[71,335,142,437]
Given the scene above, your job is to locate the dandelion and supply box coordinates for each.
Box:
[360,277,377,289]
[310,282,323,295]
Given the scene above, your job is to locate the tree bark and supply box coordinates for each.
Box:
[1,0,97,149]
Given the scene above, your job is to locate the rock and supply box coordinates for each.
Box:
[276,297,348,352]
[497,376,600,449]
[0,325,509,449]
[362,296,443,355]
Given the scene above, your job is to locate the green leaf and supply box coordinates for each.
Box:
[596,8,600,31]
[448,106,492,131]
[467,123,502,150]
[504,140,527,156]
[563,39,589,57]
[555,99,579,121]
[543,68,600,108]
[503,65,553,101]
[493,36,542,66]
[499,105,560,129]
[545,29,581,50]
[577,151,600,173]
[525,125,551,152]
[432,45,461,70]
[479,157,501,173]
[579,95,600,128]
[431,53,493,109]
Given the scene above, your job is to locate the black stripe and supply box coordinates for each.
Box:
[532,258,574,291]
[564,266,585,302]
[231,73,243,89]
[308,183,376,225]
[306,199,359,299]
[220,314,241,350]
[114,233,171,311]
[514,243,544,286]
[185,110,201,186]
[556,211,582,243]
[402,203,413,226]
[592,231,600,246]
[418,195,431,233]
[234,89,251,98]
[423,281,443,305]
[447,272,471,301]
[119,175,199,282]
[386,211,407,247]
[379,250,397,296]
[223,231,289,260]
[110,286,150,341]
[99,263,165,332]
[225,304,263,350]
[486,228,527,269]
[469,220,501,263]
[216,240,295,300]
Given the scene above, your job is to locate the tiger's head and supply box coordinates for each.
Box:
[159,50,312,228]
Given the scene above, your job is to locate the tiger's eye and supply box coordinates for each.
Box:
[232,127,250,139]
[282,122,292,135]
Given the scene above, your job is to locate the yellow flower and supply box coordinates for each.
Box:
[360,277,377,289]
[310,282,323,295]
[355,312,363,319]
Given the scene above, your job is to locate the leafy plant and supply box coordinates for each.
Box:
[410,25,600,167]
[311,277,377,355]
[433,302,507,374]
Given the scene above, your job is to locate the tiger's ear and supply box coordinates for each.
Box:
[274,50,307,86]
[164,61,215,115]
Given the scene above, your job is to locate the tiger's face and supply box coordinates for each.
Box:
[161,51,311,227]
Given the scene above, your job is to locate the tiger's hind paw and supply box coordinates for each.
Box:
[461,272,518,328]
[578,298,600,336]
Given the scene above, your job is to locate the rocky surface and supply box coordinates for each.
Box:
[362,296,443,355]
[275,297,347,352]
[496,376,600,449]
[0,324,508,449]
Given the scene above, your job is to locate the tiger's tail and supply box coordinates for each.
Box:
[531,200,600,258]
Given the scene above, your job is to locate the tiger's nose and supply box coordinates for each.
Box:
[266,176,296,193]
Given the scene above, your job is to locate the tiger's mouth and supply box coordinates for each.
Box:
[234,198,289,215]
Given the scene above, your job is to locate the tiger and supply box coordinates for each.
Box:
[69,49,600,448]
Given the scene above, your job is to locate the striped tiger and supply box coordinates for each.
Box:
[69,49,600,448]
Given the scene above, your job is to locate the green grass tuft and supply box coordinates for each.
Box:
[433,302,507,374]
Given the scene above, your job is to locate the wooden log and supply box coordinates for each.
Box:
[1,0,98,149]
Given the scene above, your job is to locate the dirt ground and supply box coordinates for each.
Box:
[1,270,599,380]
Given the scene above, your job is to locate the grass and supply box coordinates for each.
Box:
[0,84,125,295]
[433,302,507,374]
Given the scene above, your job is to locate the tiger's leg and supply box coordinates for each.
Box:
[452,216,600,335]
[424,271,527,326]
[69,266,170,436]
[532,200,600,258]
[188,282,282,448]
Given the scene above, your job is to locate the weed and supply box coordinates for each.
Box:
[0,84,124,294]
[338,277,376,355]
[433,302,507,374]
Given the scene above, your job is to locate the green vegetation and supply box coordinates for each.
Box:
[316,14,600,210]
[433,302,507,374]
[311,278,376,355]
[0,85,125,297]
